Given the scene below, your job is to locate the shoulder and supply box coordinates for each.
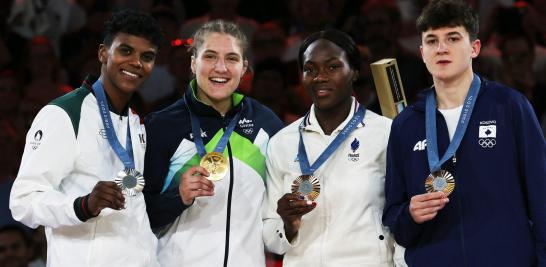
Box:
[48,87,92,137]
[145,98,187,129]
[243,96,285,132]
[363,109,392,130]
[268,117,301,146]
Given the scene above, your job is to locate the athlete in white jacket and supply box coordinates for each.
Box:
[9,10,162,266]
[263,29,405,266]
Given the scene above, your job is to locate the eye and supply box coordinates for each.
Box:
[328,64,340,71]
[203,53,216,60]
[448,36,460,43]
[425,39,437,45]
[120,47,132,55]
[303,66,314,74]
[226,56,240,62]
[141,53,155,63]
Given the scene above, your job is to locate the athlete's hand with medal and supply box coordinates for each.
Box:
[409,191,449,224]
[179,166,214,205]
[88,181,126,216]
[276,193,316,242]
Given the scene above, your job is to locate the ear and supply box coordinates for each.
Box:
[242,59,249,77]
[190,55,196,74]
[470,38,481,59]
[352,69,359,82]
[98,44,107,64]
[419,45,425,63]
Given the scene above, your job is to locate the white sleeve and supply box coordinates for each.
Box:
[9,105,81,228]
[262,139,298,254]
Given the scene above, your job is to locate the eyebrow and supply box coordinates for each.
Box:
[202,49,241,57]
[118,43,157,54]
[424,31,463,39]
[304,56,341,65]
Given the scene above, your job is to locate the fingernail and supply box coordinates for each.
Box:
[306,200,312,205]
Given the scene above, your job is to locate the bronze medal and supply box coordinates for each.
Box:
[425,170,455,196]
[291,175,320,201]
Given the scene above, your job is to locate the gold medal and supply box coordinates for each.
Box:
[291,175,320,201]
[115,169,145,196]
[200,152,228,181]
[425,170,455,196]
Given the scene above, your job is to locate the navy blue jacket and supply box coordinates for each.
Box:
[383,76,546,266]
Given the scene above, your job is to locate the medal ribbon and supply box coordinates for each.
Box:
[92,80,135,169]
[426,74,480,172]
[298,104,366,175]
[185,95,242,158]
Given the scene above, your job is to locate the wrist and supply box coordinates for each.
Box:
[73,194,97,222]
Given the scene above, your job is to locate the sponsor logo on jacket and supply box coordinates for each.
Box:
[348,138,360,161]
[478,120,496,148]
[413,139,427,151]
[189,129,207,139]
[30,130,43,150]
[238,117,254,135]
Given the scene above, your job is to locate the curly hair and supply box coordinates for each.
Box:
[102,9,164,48]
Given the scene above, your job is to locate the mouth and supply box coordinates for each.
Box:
[313,87,333,98]
[121,69,140,79]
[209,77,229,85]
[436,60,451,65]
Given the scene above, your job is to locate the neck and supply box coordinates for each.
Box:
[99,75,131,114]
[197,89,232,116]
[315,98,352,135]
[433,70,474,109]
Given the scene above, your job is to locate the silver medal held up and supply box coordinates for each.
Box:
[115,168,145,196]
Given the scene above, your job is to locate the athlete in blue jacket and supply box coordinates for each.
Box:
[383,1,546,266]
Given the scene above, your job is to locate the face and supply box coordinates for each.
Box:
[302,39,356,112]
[191,32,248,106]
[0,231,29,267]
[99,33,157,97]
[420,26,480,83]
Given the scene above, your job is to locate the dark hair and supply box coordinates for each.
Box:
[298,29,361,72]
[0,225,30,247]
[190,20,249,59]
[102,9,164,48]
[416,0,479,40]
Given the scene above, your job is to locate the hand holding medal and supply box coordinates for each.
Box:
[179,166,214,205]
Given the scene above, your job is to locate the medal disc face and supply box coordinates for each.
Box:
[200,152,229,181]
[291,175,320,201]
[115,169,145,196]
[425,170,455,196]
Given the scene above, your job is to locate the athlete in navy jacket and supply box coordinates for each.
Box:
[383,1,546,266]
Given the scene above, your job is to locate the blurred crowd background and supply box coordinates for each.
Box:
[1,0,545,266]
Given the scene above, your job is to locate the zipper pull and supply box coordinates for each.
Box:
[452,155,457,164]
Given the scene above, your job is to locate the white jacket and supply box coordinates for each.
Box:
[263,98,404,266]
[9,83,159,267]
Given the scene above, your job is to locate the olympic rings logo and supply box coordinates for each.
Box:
[478,138,496,148]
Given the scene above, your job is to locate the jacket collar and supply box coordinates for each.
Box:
[184,79,246,118]
[301,97,365,134]
[82,74,130,116]
[412,74,488,113]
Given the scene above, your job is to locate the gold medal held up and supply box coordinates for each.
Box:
[200,152,228,181]
[425,170,455,196]
[291,175,320,201]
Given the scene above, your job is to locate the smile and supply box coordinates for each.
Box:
[210,77,228,84]
[122,70,139,78]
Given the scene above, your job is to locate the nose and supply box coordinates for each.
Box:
[130,57,143,69]
[313,69,329,82]
[437,40,448,54]
[214,58,228,73]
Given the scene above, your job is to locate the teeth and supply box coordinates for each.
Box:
[210,77,228,83]
[122,70,138,78]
